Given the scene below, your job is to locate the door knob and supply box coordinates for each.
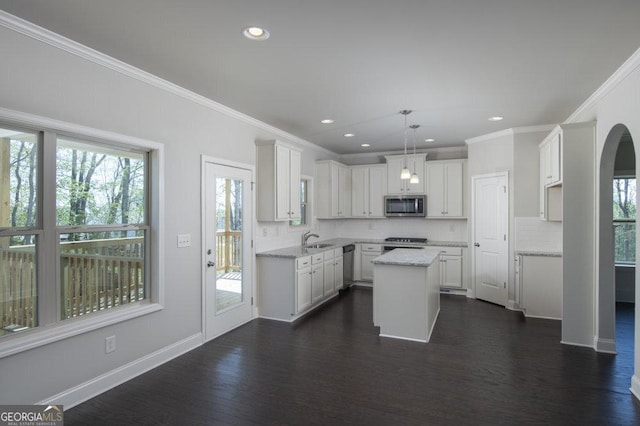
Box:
[207,261,216,268]
[474,243,480,247]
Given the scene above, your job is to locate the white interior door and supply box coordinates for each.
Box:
[473,173,508,306]
[204,161,253,341]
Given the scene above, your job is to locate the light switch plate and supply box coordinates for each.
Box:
[177,233,191,248]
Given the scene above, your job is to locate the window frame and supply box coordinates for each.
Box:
[289,175,312,231]
[0,109,164,359]
[613,175,636,266]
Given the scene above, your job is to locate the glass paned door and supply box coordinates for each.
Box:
[215,177,243,312]
[205,162,252,341]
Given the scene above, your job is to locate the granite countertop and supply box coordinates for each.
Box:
[426,240,468,248]
[515,250,562,257]
[256,238,467,259]
[371,248,441,267]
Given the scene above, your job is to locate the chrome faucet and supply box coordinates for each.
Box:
[302,230,320,246]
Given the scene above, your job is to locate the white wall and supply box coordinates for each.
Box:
[567,47,640,396]
[0,21,335,404]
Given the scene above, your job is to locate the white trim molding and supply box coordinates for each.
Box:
[631,375,640,401]
[566,46,640,123]
[465,125,555,145]
[0,10,335,157]
[38,333,202,409]
[594,337,617,354]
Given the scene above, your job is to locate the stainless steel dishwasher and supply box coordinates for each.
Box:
[342,244,355,289]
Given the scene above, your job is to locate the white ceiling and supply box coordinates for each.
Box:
[1,0,639,154]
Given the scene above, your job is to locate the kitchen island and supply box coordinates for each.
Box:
[372,248,441,343]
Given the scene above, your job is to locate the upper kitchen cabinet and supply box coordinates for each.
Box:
[385,154,427,195]
[256,140,302,222]
[351,164,387,218]
[540,129,562,187]
[539,128,562,221]
[315,160,350,219]
[425,159,466,218]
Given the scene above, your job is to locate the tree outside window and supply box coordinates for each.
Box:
[290,179,309,227]
[613,177,636,264]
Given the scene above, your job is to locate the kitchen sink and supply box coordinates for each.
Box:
[303,243,333,249]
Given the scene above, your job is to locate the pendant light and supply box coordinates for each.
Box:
[400,110,412,180]
[409,124,420,184]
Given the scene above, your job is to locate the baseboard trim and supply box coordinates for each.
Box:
[631,375,640,401]
[594,337,617,354]
[38,333,202,409]
[560,340,595,350]
[506,300,522,311]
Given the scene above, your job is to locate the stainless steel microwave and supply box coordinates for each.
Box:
[384,195,426,217]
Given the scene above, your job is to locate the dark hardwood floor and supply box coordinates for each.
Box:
[66,289,640,425]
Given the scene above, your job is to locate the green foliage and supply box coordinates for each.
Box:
[613,178,636,264]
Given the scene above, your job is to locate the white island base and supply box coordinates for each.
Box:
[373,249,441,343]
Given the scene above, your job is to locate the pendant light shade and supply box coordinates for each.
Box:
[401,167,412,180]
[399,110,412,180]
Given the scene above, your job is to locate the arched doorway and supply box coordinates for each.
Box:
[597,124,636,389]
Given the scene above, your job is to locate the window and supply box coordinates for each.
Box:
[290,178,310,227]
[0,117,160,352]
[56,138,148,319]
[613,177,636,264]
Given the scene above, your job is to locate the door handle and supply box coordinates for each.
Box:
[207,261,216,268]
[474,243,480,247]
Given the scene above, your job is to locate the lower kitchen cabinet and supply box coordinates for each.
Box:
[360,243,383,282]
[324,248,344,295]
[431,246,464,289]
[258,248,343,322]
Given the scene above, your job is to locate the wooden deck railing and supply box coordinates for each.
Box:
[216,230,241,274]
[1,237,144,331]
[61,237,144,319]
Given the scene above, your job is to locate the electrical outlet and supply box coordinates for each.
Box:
[105,335,116,353]
[177,233,191,248]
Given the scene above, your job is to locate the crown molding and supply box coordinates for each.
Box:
[565,46,640,123]
[0,10,335,156]
[465,128,514,145]
[465,124,556,145]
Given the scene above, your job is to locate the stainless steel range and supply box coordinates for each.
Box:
[383,237,428,253]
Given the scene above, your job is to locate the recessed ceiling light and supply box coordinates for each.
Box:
[344,133,355,138]
[425,138,435,143]
[488,116,504,121]
[321,119,334,124]
[242,26,270,41]
[361,143,370,147]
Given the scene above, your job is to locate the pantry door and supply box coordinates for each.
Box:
[472,172,509,306]
[203,159,254,341]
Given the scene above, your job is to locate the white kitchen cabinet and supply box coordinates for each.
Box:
[385,154,427,195]
[315,160,350,218]
[436,247,463,288]
[258,248,342,322]
[295,256,313,314]
[360,243,383,282]
[324,248,344,294]
[351,165,386,218]
[425,160,465,218]
[539,129,562,221]
[334,254,344,291]
[540,130,562,187]
[311,263,324,304]
[323,250,336,295]
[256,140,302,222]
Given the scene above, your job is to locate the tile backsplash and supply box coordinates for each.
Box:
[515,217,562,252]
